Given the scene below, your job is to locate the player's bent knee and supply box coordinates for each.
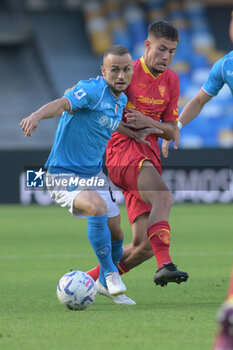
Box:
[155,191,173,211]
[88,202,107,216]
[158,190,173,203]
[74,191,107,216]
[167,191,173,206]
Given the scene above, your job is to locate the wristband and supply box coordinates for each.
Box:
[177,120,183,130]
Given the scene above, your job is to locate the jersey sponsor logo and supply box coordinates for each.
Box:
[173,108,178,115]
[138,95,164,105]
[227,70,233,76]
[73,88,87,100]
[101,102,111,109]
[139,83,147,88]
[158,85,165,97]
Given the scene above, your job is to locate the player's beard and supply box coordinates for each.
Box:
[110,83,126,96]
[146,61,167,76]
[152,66,166,74]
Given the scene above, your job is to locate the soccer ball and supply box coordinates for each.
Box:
[57,271,97,310]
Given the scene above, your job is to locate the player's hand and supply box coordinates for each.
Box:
[134,127,163,146]
[123,108,152,129]
[161,127,180,158]
[20,114,40,137]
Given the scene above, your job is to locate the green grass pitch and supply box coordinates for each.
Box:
[0,203,232,350]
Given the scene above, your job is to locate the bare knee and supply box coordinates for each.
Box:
[74,191,107,216]
[87,202,107,216]
[156,191,173,211]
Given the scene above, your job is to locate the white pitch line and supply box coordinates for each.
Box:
[172,251,233,257]
[0,251,232,260]
[0,253,86,260]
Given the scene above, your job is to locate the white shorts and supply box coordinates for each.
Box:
[46,171,120,219]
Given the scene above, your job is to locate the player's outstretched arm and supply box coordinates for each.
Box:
[20,97,70,137]
[179,89,212,128]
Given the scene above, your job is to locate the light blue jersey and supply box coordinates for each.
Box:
[202,51,233,96]
[45,76,127,176]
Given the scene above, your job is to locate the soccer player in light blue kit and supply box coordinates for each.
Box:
[20,45,135,303]
[162,49,233,156]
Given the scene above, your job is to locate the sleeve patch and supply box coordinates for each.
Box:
[73,88,87,100]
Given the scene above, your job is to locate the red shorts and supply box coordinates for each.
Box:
[106,138,162,224]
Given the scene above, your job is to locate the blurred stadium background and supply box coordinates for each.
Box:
[0,0,233,204]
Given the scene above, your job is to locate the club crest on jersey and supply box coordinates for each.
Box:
[98,115,120,131]
[158,85,165,97]
[74,88,87,100]
[98,115,109,127]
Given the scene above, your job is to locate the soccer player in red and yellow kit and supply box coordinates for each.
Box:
[88,21,189,290]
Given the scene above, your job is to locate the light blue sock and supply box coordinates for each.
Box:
[99,239,123,288]
[87,215,118,286]
[111,239,123,266]
[99,266,107,287]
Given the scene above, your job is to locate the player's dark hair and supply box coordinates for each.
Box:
[148,21,179,42]
[103,45,131,60]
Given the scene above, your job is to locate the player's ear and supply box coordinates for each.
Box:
[101,65,105,77]
[144,39,150,51]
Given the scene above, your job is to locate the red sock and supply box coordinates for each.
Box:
[86,265,100,281]
[117,261,130,275]
[147,221,172,269]
[86,260,130,280]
